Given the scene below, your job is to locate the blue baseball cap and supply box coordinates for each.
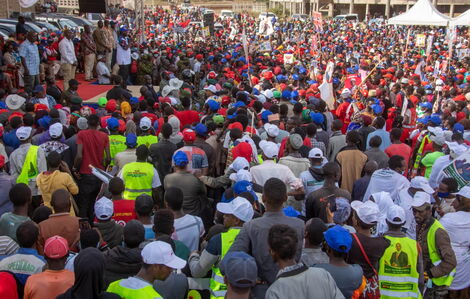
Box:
[261,110,273,122]
[430,115,441,125]
[371,104,382,114]
[233,101,246,108]
[419,102,433,110]
[310,112,325,125]
[193,123,208,137]
[173,151,189,167]
[281,90,291,100]
[206,99,220,112]
[453,123,464,134]
[130,97,139,104]
[220,251,257,288]
[324,225,352,253]
[232,180,258,202]
[33,84,44,93]
[107,117,119,130]
[283,206,300,218]
[126,133,137,148]
[417,116,430,124]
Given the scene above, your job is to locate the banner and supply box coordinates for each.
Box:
[320,61,335,109]
[312,12,323,32]
[426,35,433,56]
[259,41,272,52]
[442,151,470,189]
[258,18,274,36]
[416,34,426,47]
[202,26,210,37]
[283,53,294,65]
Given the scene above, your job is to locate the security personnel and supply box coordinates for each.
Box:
[107,241,186,299]
[107,117,126,167]
[188,197,254,299]
[119,145,161,200]
[379,205,424,299]
[412,192,456,297]
[137,116,158,148]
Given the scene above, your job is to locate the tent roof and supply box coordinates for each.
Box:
[450,9,470,27]
[388,0,450,26]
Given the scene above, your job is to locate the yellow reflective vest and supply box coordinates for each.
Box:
[121,161,154,200]
[427,219,456,287]
[209,228,241,299]
[137,135,158,148]
[107,277,162,299]
[109,134,127,166]
[17,145,39,185]
[378,235,422,299]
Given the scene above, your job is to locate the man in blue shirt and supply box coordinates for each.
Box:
[366,116,391,151]
[19,32,40,95]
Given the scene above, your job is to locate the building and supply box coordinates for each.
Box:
[0,0,35,18]
[268,0,470,19]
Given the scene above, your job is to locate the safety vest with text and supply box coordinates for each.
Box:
[109,134,127,166]
[137,135,158,148]
[107,277,162,299]
[210,228,241,299]
[122,162,154,200]
[378,235,421,299]
[17,145,39,185]
[427,219,456,287]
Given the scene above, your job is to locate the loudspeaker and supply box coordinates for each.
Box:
[203,12,214,35]
[78,0,106,13]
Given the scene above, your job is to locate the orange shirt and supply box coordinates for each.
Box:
[24,269,74,299]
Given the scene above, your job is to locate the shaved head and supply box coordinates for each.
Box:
[51,189,71,213]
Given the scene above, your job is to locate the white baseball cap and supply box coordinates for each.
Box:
[308,148,324,159]
[141,241,186,269]
[401,78,409,84]
[264,123,279,137]
[259,140,278,159]
[341,88,351,98]
[16,126,32,141]
[456,186,470,199]
[140,117,152,130]
[94,197,114,220]
[229,169,252,183]
[445,141,468,158]
[204,85,217,94]
[351,200,380,224]
[411,191,432,210]
[263,89,273,99]
[410,176,434,194]
[217,196,254,222]
[228,157,249,172]
[386,205,406,225]
[49,123,63,139]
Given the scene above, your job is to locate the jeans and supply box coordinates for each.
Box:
[77,174,102,221]
[24,74,39,94]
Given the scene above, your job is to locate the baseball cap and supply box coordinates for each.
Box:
[232,180,258,202]
[135,194,154,215]
[107,117,119,130]
[126,133,137,148]
[220,251,257,288]
[217,196,254,222]
[204,85,217,94]
[193,123,208,137]
[456,186,470,199]
[229,169,252,183]
[49,123,63,138]
[411,191,432,211]
[410,176,434,194]
[98,97,108,107]
[140,117,152,130]
[141,241,186,269]
[351,200,380,225]
[289,134,303,150]
[212,114,224,125]
[386,205,406,225]
[445,141,468,158]
[206,99,220,111]
[16,126,32,141]
[33,84,44,93]
[77,117,88,130]
[430,134,445,146]
[44,235,69,259]
[333,198,351,224]
[182,129,196,142]
[173,151,189,167]
[308,148,324,159]
[419,102,433,110]
[401,78,409,84]
[264,123,279,137]
[232,142,253,162]
[430,115,441,125]
[94,197,114,220]
[259,140,278,159]
[228,157,250,172]
[324,225,352,253]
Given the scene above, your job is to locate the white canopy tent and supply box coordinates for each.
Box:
[388,0,450,26]
[450,9,470,27]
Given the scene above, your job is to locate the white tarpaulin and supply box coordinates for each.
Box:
[20,0,38,8]
[388,0,450,26]
[450,9,470,27]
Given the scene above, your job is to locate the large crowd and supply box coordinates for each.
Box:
[0,4,469,299]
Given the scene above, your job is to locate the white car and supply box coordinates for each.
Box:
[220,10,235,19]
[259,12,276,21]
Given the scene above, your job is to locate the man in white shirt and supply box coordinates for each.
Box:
[164,187,204,251]
[428,142,468,189]
[59,30,77,90]
[96,55,111,85]
[116,27,131,84]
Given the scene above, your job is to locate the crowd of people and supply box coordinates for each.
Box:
[0,4,469,299]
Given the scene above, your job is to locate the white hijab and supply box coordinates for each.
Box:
[372,191,394,236]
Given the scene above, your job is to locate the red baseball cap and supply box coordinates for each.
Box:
[44,235,69,259]
[228,122,243,131]
[232,142,252,162]
[182,129,196,142]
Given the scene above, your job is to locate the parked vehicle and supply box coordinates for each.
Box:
[333,14,359,22]
[0,19,43,33]
[0,23,16,36]
[220,10,235,19]
[33,21,59,31]
[259,12,276,21]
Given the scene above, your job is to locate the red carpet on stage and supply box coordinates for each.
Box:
[56,74,113,101]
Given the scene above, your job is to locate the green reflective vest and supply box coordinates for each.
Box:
[427,219,456,287]
[107,278,162,299]
[137,135,158,148]
[210,228,241,299]
[122,162,154,200]
[109,134,127,166]
[378,235,421,299]
[17,145,39,185]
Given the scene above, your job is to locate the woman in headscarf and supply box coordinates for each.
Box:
[57,247,120,299]
[370,191,394,236]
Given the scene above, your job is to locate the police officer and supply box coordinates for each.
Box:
[188,197,254,299]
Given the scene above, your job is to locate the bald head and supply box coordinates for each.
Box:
[51,189,71,213]
[364,160,378,175]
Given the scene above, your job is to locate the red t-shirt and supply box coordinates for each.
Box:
[385,143,412,166]
[112,200,136,226]
[175,110,200,128]
[77,129,109,174]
